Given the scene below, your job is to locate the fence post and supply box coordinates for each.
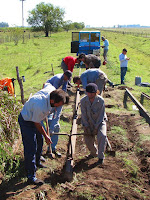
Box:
[16,66,25,104]
[123,90,128,108]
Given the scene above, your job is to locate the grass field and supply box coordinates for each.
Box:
[0,28,149,104]
[0,28,150,199]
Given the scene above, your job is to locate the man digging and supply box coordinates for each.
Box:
[18,84,69,185]
[80,83,107,165]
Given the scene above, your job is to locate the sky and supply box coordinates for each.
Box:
[0,0,150,27]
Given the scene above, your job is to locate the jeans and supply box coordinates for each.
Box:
[18,114,43,180]
[41,106,62,152]
[121,67,127,84]
[103,49,108,61]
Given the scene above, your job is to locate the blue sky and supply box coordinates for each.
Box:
[0,0,150,27]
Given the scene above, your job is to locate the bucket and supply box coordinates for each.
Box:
[135,76,141,85]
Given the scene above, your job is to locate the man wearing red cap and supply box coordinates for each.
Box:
[80,83,107,165]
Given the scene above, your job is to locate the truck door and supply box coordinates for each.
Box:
[79,32,91,54]
[71,32,79,53]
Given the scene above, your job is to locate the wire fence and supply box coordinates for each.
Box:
[99,28,150,38]
[0,30,44,45]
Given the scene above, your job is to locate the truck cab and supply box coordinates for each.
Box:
[71,31,100,55]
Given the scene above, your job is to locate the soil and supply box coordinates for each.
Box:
[0,86,150,200]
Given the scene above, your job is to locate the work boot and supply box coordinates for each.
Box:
[85,154,97,159]
[27,178,44,186]
[97,159,104,165]
[52,150,61,158]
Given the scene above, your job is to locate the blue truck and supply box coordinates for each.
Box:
[71,31,100,55]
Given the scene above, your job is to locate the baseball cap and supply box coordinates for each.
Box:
[86,83,98,93]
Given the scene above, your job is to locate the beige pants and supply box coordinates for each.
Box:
[95,74,108,95]
[84,121,107,159]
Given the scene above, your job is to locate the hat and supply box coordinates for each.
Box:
[101,36,105,40]
[64,70,72,79]
[86,83,98,93]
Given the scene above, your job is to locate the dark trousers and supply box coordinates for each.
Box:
[18,114,43,180]
[121,67,127,84]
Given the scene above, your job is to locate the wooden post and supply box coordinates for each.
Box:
[124,88,150,125]
[65,88,80,180]
[16,66,25,104]
[51,64,54,76]
[140,93,144,105]
[123,90,128,109]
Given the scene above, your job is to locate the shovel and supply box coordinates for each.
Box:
[106,137,116,157]
[46,117,55,159]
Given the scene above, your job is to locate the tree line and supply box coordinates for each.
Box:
[0,2,84,37]
[0,22,9,28]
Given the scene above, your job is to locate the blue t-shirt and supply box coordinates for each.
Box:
[104,39,109,50]
[119,53,128,67]
[80,69,103,89]
[46,74,68,91]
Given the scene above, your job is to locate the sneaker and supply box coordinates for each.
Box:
[36,163,47,168]
[27,178,44,186]
[52,150,61,158]
[40,156,46,162]
[97,159,104,165]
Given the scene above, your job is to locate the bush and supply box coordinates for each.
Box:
[0,91,23,180]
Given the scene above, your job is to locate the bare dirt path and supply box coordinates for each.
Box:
[0,86,150,200]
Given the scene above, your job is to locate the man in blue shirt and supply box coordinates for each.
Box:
[73,69,108,95]
[46,70,72,91]
[101,36,109,62]
[44,70,72,157]
[18,85,69,185]
[119,48,130,84]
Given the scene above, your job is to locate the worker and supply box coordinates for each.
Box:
[78,53,101,69]
[119,48,130,84]
[101,36,109,62]
[61,56,81,73]
[43,70,72,157]
[73,68,108,95]
[80,83,107,165]
[18,84,69,185]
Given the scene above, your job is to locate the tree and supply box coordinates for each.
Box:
[63,20,73,32]
[10,27,23,45]
[0,22,9,27]
[27,2,65,37]
[72,22,85,29]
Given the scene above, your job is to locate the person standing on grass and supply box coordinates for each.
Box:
[43,70,72,158]
[18,85,69,185]
[119,48,130,84]
[78,53,101,69]
[80,83,107,165]
[101,36,109,62]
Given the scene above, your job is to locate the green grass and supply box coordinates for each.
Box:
[0,30,76,99]
[111,125,127,136]
[0,29,149,111]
